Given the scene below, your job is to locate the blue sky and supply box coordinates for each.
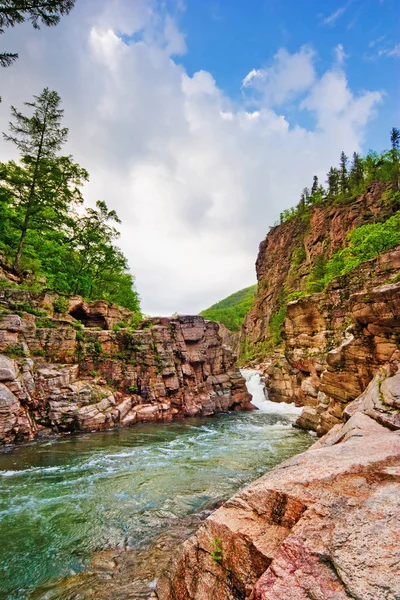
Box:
[174,0,399,152]
[0,0,399,314]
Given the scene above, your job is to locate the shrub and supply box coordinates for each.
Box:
[210,537,223,564]
[53,296,69,314]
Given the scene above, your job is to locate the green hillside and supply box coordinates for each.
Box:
[200,285,257,332]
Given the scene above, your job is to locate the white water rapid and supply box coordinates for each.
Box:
[241,369,303,415]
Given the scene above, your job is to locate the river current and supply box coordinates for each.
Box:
[0,370,312,599]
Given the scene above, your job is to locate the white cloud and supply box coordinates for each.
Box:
[379,43,400,58]
[334,43,348,65]
[0,0,383,315]
[322,4,348,26]
[241,46,316,106]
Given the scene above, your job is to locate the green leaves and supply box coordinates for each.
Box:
[306,211,400,292]
[200,285,257,331]
[0,88,141,317]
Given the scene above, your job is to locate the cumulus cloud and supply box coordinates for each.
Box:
[0,0,383,315]
[241,46,316,106]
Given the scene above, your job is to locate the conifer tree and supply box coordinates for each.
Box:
[327,167,339,198]
[1,87,87,273]
[311,175,319,196]
[349,152,364,188]
[390,127,400,189]
[0,1,75,68]
[339,151,348,194]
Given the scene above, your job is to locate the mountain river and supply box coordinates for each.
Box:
[0,370,312,599]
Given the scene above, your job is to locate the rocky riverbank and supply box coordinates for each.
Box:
[0,290,252,445]
[156,363,400,600]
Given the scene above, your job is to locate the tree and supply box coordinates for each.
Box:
[327,167,340,198]
[339,151,348,194]
[390,127,400,151]
[349,152,364,189]
[389,127,400,190]
[0,0,75,68]
[311,175,319,195]
[1,88,87,273]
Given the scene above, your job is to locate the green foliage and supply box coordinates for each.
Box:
[200,285,257,332]
[0,1,75,69]
[306,255,327,294]
[278,130,399,226]
[12,302,46,316]
[35,317,57,328]
[306,211,400,291]
[268,306,287,346]
[291,246,306,266]
[5,344,26,357]
[31,348,45,357]
[287,290,307,302]
[112,322,126,332]
[0,88,141,316]
[53,295,68,314]
[210,537,223,564]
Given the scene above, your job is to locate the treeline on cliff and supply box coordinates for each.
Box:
[279,128,400,225]
[0,88,141,314]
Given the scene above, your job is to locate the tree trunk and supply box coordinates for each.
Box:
[12,211,30,274]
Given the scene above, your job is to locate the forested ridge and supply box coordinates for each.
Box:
[0,88,141,314]
[279,129,400,225]
[200,285,257,332]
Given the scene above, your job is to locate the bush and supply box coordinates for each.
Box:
[306,211,400,292]
[53,295,69,314]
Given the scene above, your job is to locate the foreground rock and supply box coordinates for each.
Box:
[0,291,252,444]
[156,364,400,600]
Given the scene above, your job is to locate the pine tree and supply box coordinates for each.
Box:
[339,151,348,194]
[327,167,340,198]
[1,88,87,273]
[390,127,400,190]
[390,127,400,150]
[0,1,75,68]
[311,175,318,195]
[349,152,364,188]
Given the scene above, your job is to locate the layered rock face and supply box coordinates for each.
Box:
[156,363,400,600]
[265,247,400,434]
[243,181,393,347]
[0,290,251,445]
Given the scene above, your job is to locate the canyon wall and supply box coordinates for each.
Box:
[242,181,393,347]
[0,290,252,445]
[241,181,400,434]
[266,248,400,434]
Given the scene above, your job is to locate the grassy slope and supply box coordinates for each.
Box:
[200,285,257,332]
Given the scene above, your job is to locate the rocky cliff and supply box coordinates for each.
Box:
[156,363,400,600]
[0,289,252,445]
[265,247,400,434]
[242,181,393,348]
[240,181,400,435]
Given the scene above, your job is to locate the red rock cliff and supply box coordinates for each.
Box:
[0,290,252,444]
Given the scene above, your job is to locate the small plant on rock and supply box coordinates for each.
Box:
[210,537,223,564]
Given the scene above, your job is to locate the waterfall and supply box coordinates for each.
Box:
[241,369,302,415]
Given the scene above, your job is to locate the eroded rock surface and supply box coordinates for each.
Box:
[0,292,252,444]
[156,365,400,600]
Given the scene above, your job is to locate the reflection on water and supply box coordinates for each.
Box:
[0,371,311,599]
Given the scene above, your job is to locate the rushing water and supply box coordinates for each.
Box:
[0,370,311,599]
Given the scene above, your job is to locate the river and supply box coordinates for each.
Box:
[0,370,312,599]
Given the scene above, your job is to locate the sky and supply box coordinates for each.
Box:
[0,0,399,315]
